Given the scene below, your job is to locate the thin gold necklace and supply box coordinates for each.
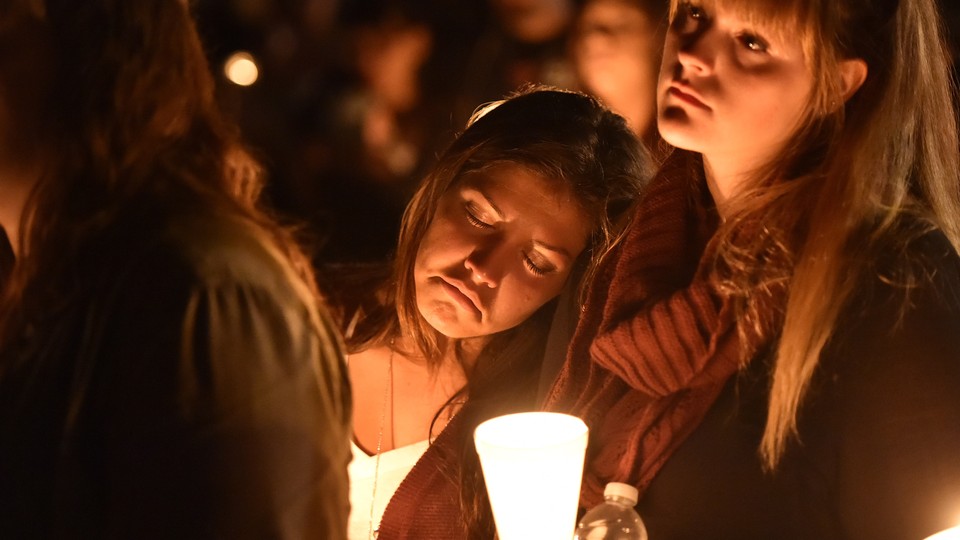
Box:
[369,344,394,540]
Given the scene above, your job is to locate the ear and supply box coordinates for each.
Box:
[838,58,868,102]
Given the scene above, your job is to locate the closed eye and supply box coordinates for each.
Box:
[465,203,494,229]
[523,249,557,276]
[523,255,548,276]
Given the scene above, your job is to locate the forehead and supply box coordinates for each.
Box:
[457,162,576,209]
[454,162,592,245]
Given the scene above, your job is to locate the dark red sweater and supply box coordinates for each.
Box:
[375,413,470,539]
[542,158,747,507]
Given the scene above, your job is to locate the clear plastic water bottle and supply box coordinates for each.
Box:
[573,482,649,540]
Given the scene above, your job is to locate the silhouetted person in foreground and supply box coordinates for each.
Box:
[0,2,351,538]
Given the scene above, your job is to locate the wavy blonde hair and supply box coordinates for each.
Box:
[667,0,960,468]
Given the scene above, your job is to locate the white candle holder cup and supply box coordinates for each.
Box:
[474,412,589,540]
[926,526,960,540]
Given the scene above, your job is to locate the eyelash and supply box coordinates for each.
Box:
[523,255,549,276]
[465,205,492,229]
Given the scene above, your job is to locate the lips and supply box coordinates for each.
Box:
[437,277,483,317]
[667,85,710,110]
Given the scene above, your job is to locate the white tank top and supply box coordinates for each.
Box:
[347,439,430,540]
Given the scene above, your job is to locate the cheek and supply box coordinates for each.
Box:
[416,215,468,269]
[636,44,660,83]
[491,271,569,327]
[656,46,682,117]
[737,81,809,141]
[658,37,679,83]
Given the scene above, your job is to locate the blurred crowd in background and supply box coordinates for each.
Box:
[192,0,960,266]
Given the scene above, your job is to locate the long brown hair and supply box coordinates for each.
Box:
[666,0,960,468]
[0,1,321,347]
[346,86,650,537]
[347,87,649,358]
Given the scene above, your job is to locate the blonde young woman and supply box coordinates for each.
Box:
[321,87,649,539]
[545,0,960,538]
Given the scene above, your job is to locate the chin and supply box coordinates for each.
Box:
[658,120,703,153]
[432,324,485,341]
[419,306,479,340]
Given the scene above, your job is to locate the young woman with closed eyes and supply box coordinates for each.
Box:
[321,86,650,540]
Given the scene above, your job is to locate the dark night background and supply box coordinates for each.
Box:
[191,0,960,266]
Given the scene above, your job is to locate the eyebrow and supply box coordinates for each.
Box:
[533,240,574,260]
[473,187,575,260]
[475,188,505,220]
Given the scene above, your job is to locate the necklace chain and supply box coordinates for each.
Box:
[369,343,394,540]
[367,340,468,538]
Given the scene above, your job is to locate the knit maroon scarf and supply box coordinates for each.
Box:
[542,155,758,507]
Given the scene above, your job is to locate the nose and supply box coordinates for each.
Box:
[464,247,502,289]
[674,25,715,75]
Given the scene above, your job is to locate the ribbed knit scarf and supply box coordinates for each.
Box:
[543,156,755,507]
